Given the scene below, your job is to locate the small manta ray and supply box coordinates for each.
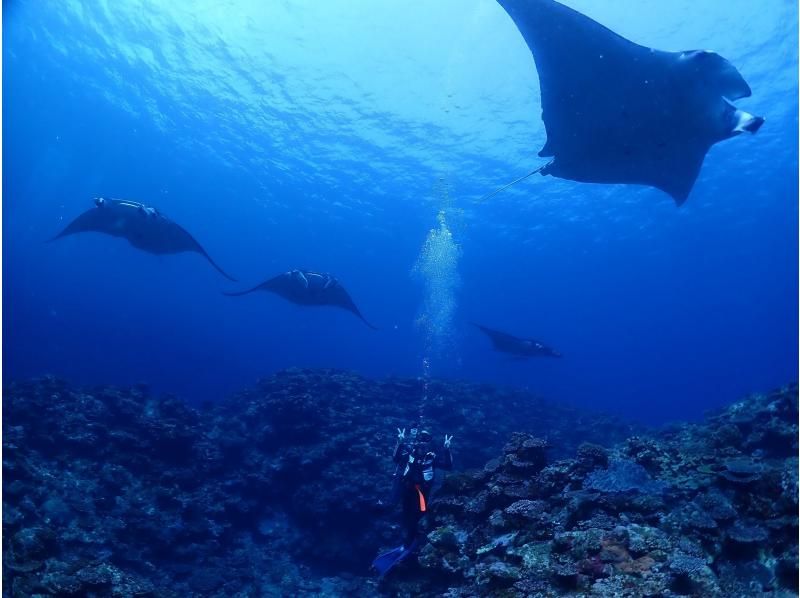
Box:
[225,270,378,330]
[472,323,561,358]
[52,197,236,280]
[491,0,765,205]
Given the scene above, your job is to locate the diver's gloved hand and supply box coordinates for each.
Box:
[397,428,406,441]
[444,434,453,448]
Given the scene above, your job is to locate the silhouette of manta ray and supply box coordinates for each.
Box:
[53,197,236,280]
[225,270,378,330]
[472,323,561,358]
[489,0,764,205]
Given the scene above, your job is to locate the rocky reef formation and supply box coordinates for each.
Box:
[3,370,797,596]
[397,384,799,597]
[3,369,636,596]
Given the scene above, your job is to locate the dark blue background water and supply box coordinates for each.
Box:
[4,0,797,424]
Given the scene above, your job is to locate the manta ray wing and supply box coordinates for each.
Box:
[143,218,237,281]
[472,323,520,350]
[325,284,378,330]
[51,206,125,240]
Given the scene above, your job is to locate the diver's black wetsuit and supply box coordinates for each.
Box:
[393,440,452,546]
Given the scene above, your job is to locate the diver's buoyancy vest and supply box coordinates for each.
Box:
[403,450,436,484]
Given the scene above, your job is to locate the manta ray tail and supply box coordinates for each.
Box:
[222,284,261,297]
[195,249,236,282]
[206,258,237,282]
[359,315,379,331]
[478,160,554,202]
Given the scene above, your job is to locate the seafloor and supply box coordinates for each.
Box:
[3,369,797,596]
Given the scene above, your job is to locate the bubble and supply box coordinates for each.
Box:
[412,209,462,365]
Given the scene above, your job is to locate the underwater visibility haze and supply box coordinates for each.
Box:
[4,0,797,424]
[3,0,799,595]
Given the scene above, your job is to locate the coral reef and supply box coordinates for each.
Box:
[2,369,634,596]
[398,384,799,596]
[3,371,797,597]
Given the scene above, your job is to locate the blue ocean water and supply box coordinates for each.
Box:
[3,0,797,425]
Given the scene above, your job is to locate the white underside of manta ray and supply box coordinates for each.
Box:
[495,0,765,205]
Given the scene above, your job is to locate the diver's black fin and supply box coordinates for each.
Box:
[372,545,405,576]
[372,542,417,577]
[371,539,418,576]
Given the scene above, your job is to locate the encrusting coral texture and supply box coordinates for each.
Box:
[3,370,796,597]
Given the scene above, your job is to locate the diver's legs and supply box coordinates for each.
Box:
[401,486,427,547]
[401,489,420,547]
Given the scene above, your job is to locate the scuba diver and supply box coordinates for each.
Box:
[372,426,453,576]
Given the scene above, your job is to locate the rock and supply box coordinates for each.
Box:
[576,442,609,470]
[719,458,765,484]
[504,499,548,522]
[584,460,667,494]
[476,561,521,587]
[698,489,737,521]
[427,526,465,552]
[3,373,796,597]
[76,563,116,587]
[510,542,551,578]
[10,527,57,563]
[724,521,769,558]
[550,557,579,589]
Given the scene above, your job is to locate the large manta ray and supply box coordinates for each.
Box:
[473,323,561,358]
[53,197,236,280]
[495,0,764,205]
[225,270,378,330]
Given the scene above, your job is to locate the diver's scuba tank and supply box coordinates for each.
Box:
[421,452,435,482]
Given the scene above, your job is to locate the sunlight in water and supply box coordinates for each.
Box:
[413,192,462,366]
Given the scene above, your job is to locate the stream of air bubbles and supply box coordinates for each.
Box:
[412,181,462,421]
